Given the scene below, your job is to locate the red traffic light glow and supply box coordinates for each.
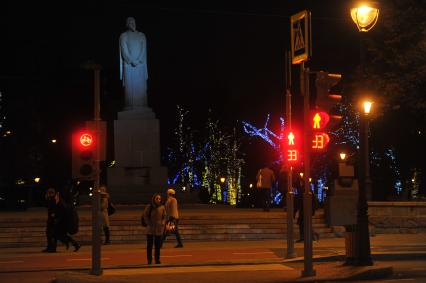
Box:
[79,133,93,147]
[282,130,300,162]
[312,132,330,150]
[311,111,330,129]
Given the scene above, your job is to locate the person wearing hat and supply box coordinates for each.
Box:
[162,188,183,248]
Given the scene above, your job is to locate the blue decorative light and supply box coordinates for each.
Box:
[242,114,285,150]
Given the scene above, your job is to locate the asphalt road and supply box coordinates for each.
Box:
[1,234,426,283]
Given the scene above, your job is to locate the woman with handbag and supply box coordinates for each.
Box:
[162,188,183,248]
[143,193,166,264]
[100,185,112,245]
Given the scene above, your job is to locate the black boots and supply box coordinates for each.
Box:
[103,226,111,245]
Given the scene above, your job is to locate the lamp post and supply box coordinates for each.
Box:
[356,100,374,266]
[350,2,378,266]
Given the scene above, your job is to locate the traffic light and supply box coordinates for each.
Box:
[282,129,301,164]
[310,111,331,151]
[315,71,342,120]
[312,71,342,152]
[72,130,96,180]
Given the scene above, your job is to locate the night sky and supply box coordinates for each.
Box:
[0,1,364,183]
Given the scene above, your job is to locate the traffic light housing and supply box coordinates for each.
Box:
[315,71,342,120]
[72,130,96,180]
[311,71,343,151]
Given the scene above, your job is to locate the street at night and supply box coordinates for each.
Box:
[1,233,426,282]
[1,0,426,282]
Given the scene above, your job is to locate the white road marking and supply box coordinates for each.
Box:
[232,252,274,255]
[161,255,193,258]
[67,257,110,261]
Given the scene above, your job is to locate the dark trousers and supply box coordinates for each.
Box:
[46,222,56,251]
[261,188,271,211]
[162,219,183,246]
[146,234,162,263]
[297,214,304,240]
[55,232,79,249]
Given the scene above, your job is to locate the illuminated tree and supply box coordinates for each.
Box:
[166,107,244,205]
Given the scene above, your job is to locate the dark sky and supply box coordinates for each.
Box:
[0,1,362,180]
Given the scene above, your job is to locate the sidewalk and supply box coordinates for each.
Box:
[3,233,422,282]
[49,233,426,282]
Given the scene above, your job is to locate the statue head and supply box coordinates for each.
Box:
[126,17,137,32]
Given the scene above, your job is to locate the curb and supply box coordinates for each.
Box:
[50,263,393,283]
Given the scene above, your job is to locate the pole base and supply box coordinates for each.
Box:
[286,251,297,259]
[90,269,103,276]
[302,269,316,277]
[355,257,374,266]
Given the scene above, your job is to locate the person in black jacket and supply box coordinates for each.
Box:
[294,175,319,243]
[42,188,57,252]
[43,190,81,252]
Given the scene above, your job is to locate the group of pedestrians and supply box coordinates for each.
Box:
[42,187,81,253]
[42,183,182,265]
[256,164,319,242]
[43,184,113,252]
[142,188,183,265]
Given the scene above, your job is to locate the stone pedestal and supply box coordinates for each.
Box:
[107,107,168,204]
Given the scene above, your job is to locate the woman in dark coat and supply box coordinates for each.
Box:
[143,193,166,264]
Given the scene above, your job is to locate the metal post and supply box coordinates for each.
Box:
[90,66,102,276]
[359,32,372,201]
[301,63,315,277]
[285,51,296,259]
[356,114,373,266]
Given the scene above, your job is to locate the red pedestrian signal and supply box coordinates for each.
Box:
[312,132,330,150]
[72,130,96,180]
[311,111,330,130]
[282,130,300,163]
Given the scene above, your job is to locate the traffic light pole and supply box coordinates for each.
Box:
[90,65,102,276]
[301,62,315,277]
[285,51,296,259]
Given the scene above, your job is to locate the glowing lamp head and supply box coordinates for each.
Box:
[220,177,226,183]
[80,133,93,147]
[340,152,347,161]
[350,2,379,32]
[363,101,373,114]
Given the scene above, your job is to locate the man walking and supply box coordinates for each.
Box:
[163,188,183,248]
[256,165,276,211]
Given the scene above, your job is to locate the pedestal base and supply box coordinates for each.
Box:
[107,107,168,204]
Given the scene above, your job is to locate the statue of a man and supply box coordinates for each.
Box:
[119,17,148,110]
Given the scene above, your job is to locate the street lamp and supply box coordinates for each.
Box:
[350,2,380,79]
[356,99,374,266]
[350,3,379,32]
[340,152,347,161]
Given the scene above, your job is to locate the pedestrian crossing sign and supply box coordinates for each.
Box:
[291,10,311,64]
